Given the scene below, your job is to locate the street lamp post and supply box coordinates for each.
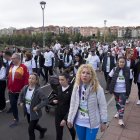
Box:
[40,1,46,48]
[104,20,107,43]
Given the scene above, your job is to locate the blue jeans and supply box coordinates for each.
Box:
[75,124,99,140]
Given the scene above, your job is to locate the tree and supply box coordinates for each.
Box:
[124,28,132,39]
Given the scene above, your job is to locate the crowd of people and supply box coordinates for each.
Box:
[0,39,140,140]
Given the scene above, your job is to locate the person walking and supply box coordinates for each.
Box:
[134,58,140,105]
[3,51,13,113]
[19,73,48,140]
[8,53,29,127]
[53,73,76,140]
[67,64,107,140]
[0,58,6,112]
[44,47,54,84]
[102,50,116,93]
[108,57,132,126]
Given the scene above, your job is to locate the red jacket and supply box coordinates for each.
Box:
[8,64,29,93]
[131,48,138,60]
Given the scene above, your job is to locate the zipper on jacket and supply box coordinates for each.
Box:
[87,99,92,133]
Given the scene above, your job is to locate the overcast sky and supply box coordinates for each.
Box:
[0,0,139,29]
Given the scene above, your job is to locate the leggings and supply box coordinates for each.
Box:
[114,92,126,119]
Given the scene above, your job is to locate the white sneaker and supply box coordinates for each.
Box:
[126,99,129,104]
[136,100,140,105]
[105,90,109,94]
[118,119,125,126]
[114,112,119,118]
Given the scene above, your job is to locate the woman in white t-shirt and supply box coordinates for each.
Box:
[108,57,132,127]
[24,52,33,74]
[19,73,48,140]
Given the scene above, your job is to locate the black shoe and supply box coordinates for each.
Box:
[9,119,19,128]
[40,128,47,139]
[7,108,12,113]
[45,106,50,113]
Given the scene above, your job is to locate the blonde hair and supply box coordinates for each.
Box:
[74,64,99,92]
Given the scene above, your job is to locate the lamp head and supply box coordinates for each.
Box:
[40,1,46,9]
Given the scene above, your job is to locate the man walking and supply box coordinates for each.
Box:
[8,53,29,127]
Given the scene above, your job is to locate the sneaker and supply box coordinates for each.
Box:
[105,90,109,94]
[114,112,119,118]
[0,107,6,113]
[9,119,18,128]
[136,100,140,105]
[40,128,47,139]
[126,99,129,104]
[118,119,125,126]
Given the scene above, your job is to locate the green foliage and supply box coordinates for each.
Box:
[0,31,118,48]
[124,28,132,39]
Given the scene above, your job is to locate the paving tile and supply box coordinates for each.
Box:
[127,116,140,124]
[100,133,119,140]
[130,110,140,117]
[120,137,135,140]
[109,118,119,126]
[125,122,140,132]
[122,129,139,140]
[105,125,123,136]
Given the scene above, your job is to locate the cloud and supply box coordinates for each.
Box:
[0,0,140,29]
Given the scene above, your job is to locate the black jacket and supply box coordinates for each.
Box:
[55,85,73,121]
[134,61,140,83]
[34,54,45,68]
[102,55,116,72]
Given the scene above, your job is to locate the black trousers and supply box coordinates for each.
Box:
[126,79,133,99]
[104,72,109,90]
[27,113,44,140]
[137,82,140,100]
[44,66,53,83]
[55,114,75,140]
[32,68,45,79]
[0,80,6,110]
[9,92,19,120]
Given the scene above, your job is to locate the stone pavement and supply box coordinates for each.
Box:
[100,84,140,140]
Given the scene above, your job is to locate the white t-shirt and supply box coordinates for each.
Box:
[126,60,131,68]
[44,51,54,67]
[74,62,79,74]
[64,55,72,67]
[24,60,32,74]
[25,88,34,114]
[136,47,140,56]
[109,68,133,93]
[31,49,38,68]
[86,54,100,70]
[54,43,61,52]
[0,66,6,79]
[62,85,69,92]
[106,57,110,72]
[103,45,108,53]
[12,66,19,81]
[76,85,90,128]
